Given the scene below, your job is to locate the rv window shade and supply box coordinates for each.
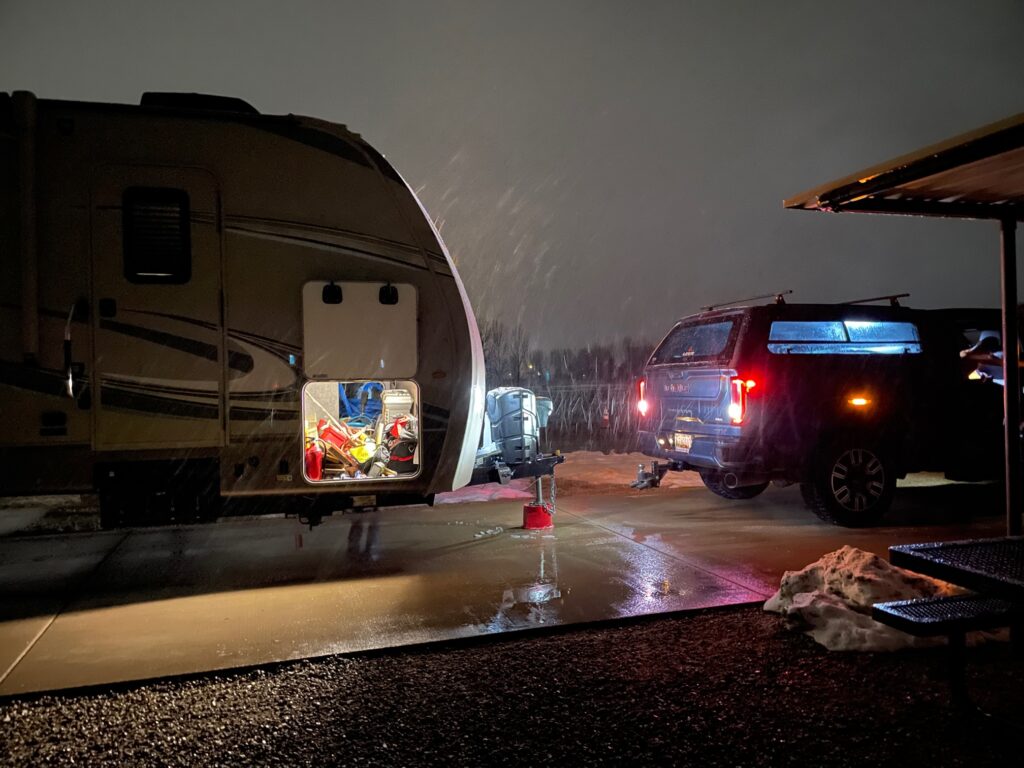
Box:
[123,187,192,283]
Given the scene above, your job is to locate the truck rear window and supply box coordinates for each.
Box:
[768,320,921,355]
[650,319,737,364]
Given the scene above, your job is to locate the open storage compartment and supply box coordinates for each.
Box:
[300,280,420,484]
[302,380,420,483]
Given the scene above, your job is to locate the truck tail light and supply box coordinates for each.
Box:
[637,377,649,416]
[728,377,756,424]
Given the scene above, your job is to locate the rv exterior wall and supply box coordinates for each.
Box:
[13,91,38,363]
[403,181,486,491]
[0,94,479,508]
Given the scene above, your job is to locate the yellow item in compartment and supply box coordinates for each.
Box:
[350,440,376,464]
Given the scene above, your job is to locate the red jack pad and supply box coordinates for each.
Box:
[522,502,554,530]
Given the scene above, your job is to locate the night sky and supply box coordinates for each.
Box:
[3,0,1023,348]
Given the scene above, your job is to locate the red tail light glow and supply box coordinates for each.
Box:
[637,377,649,416]
[729,377,757,424]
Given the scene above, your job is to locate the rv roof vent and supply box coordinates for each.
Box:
[139,92,259,115]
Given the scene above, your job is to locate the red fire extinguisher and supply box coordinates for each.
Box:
[305,440,324,481]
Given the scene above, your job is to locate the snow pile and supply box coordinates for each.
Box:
[764,545,962,651]
[436,451,704,504]
[435,481,533,504]
[554,452,703,491]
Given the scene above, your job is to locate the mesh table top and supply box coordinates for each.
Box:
[882,595,1016,622]
[872,593,1024,636]
[890,537,1024,600]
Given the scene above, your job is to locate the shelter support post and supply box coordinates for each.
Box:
[1000,218,1021,536]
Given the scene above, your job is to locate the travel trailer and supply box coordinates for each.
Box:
[0,90,530,527]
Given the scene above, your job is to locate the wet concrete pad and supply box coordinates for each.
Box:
[0,500,761,695]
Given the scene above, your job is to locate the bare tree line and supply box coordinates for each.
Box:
[479,319,654,451]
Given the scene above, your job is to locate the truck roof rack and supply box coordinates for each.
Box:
[701,290,792,311]
[140,92,259,115]
[843,293,910,307]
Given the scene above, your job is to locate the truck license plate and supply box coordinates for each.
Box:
[674,433,693,452]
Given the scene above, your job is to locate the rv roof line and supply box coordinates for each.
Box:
[700,290,793,311]
[842,293,911,307]
[139,92,260,116]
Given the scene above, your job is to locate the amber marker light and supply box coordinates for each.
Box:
[848,396,871,407]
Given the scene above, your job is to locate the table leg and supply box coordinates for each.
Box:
[948,632,970,711]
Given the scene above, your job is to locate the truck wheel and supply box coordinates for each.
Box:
[802,440,895,527]
[699,470,770,500]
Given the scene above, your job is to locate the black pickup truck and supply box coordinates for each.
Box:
[635,299,1005,526]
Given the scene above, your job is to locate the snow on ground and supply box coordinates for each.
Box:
[435,451,704,504]
[764,545,964,652]
[0,494,99,535]
[0,453,701,527]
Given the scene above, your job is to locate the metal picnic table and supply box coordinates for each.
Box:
[882,537,1024,710]
[889,537,1024,602]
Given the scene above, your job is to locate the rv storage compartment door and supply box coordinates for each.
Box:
[302,281,416,379]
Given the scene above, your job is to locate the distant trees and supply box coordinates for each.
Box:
[478,318,532,387]
[478,319,656,451]
[479,318,654,388]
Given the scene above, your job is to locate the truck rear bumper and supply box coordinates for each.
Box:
[638,429,761,472]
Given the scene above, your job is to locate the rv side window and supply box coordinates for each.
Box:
[768,320,921,355]
[123,187,192,284]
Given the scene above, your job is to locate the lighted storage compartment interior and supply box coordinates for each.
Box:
[302,380,420,483]
[300,280,419,484]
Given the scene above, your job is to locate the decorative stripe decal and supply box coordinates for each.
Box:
[228,328,301,356]
[226,224,430,271]
[229,406,300,421]
[0,361,69,398]
[99,386,220,420]
[230,389,300,402]
[98,318,255,373]
[100,318,217,360]
[122,307,219,332]
[103,379,218,399]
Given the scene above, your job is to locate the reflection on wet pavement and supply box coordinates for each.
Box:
[0,501,760,694]
[0,479,1001,695]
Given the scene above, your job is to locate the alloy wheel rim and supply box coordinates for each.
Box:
[829,447,885,512]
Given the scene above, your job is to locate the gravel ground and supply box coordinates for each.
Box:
[2,605,1023,767]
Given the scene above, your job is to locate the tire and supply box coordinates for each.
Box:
[700,470,770,500]
[802,438,896,527]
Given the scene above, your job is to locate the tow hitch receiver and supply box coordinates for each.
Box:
[631,461,673,489]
